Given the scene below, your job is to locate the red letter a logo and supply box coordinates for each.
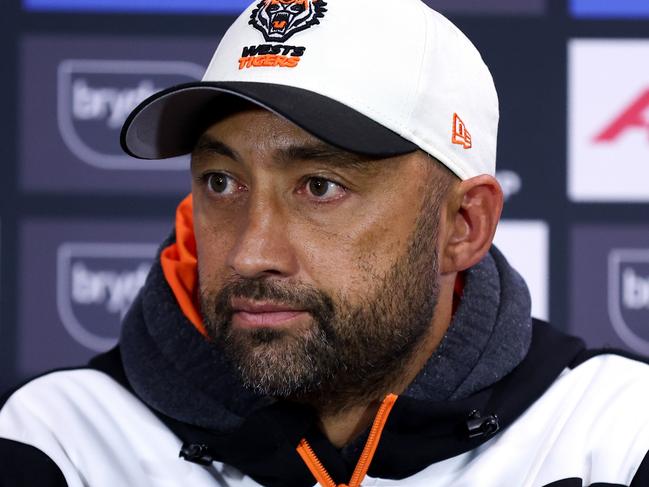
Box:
[595,89,649,142]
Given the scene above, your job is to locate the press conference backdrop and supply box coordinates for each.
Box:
[1,0,648,389]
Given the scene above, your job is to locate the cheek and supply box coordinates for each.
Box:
[292,201,419,296]
[193,206,239,288]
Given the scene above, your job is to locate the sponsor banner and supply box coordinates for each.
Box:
[493,220,550,320]
[424,0,545,14]
[18,220,169,376]
[23,0,546,15]
[20,36,214,194]
[24,0,250,13]
[571,0,649,18]
[570,225,649,355]
[568,40,649,202]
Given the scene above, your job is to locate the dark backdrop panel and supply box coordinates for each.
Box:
[2,0,648,391]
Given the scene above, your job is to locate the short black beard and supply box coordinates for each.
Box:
[201,187,443,413]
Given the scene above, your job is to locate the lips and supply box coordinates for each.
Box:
[231,298,307,328]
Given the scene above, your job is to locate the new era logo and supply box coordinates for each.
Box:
[452,113,472,149]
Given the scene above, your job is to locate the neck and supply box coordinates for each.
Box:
[314,277,454,448]
[318,402,382,448]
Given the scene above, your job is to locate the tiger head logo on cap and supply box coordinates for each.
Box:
[250,0,328,43]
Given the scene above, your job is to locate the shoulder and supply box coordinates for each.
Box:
[0,367,151,432]
[0,368,174,486]
[0,368,142,486]
[560,352,649,443]
[0,346,164,457]
[553,347,649,427]
[463,322,649,486]
[568,351,649,395]
[556,353,649,442]
[526,320,649,412]
[0,366,239,487]
[0,368,124,487]
[529,322,649,432]
[507,348,649,486]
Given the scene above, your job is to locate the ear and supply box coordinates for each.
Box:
[439,175,503,274]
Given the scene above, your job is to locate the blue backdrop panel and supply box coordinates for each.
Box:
[24,0,546,15]
[571,0,649,18]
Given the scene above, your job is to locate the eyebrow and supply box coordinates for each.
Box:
[192,134,378,171]
[278,143,376,170]
[192,135,241,162]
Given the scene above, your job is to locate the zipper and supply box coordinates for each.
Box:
[297,438,339,487]
[296,394,398,487]
[347,394,397,486]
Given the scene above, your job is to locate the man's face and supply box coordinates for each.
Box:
[192,106,449,408]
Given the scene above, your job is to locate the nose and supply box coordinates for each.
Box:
[226,195,298,279]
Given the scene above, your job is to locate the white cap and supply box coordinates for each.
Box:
[121,0,499,180]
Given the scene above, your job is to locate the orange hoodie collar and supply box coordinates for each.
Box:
[160,194,207,336]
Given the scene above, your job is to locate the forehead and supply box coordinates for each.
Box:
[192,101,382,169]
[203,104,317,145]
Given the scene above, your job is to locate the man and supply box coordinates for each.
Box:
[2,0,649,486]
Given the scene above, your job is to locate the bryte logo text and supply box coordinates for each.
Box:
[622,267,649,310]
[71,261,150,318]
[57,59,204,170]
[608,249,649,355]
[72,79,159,129]
[57,243,157,351]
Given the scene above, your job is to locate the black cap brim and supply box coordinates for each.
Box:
[121,81,419,160]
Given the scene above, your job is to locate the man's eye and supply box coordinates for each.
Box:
[306,177,346,200]
[206,173,237,195]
